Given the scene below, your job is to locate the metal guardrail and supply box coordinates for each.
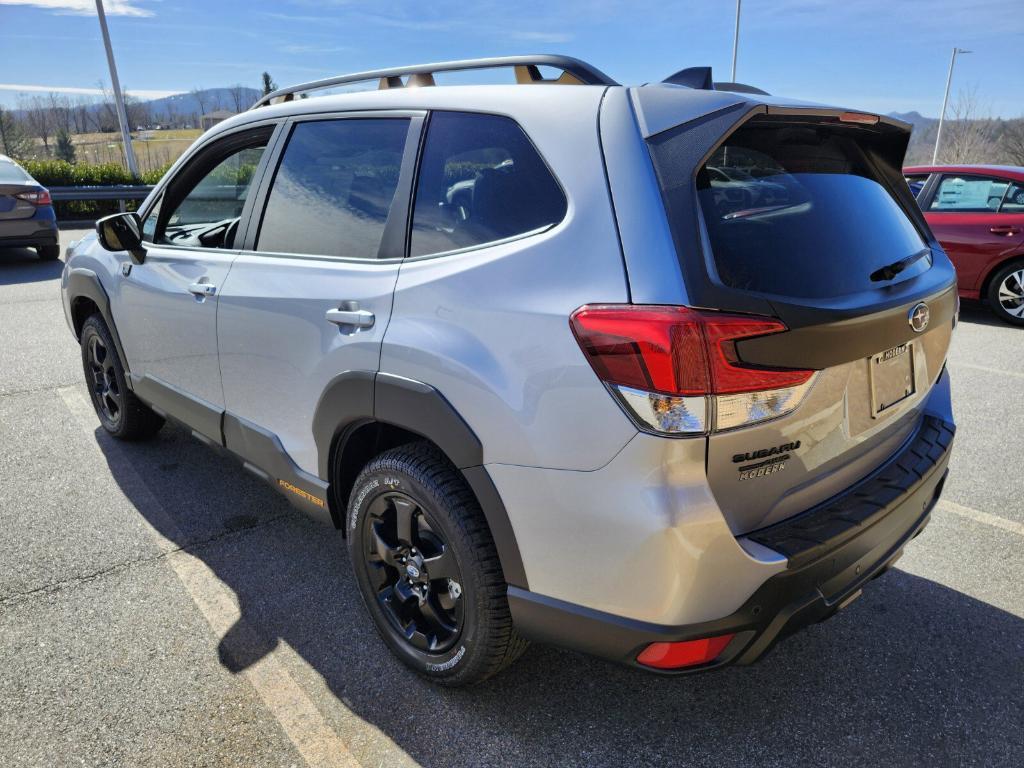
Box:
[49,185,154,203]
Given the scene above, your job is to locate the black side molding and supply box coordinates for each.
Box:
[131,374,223,445]
[224,413,332,525]
[65,268,132,381]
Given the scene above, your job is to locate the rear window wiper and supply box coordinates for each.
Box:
[870,248,931,282]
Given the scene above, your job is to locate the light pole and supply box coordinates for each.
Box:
[731,0,742,82]
[95,0,139,178]
[932,47,971,164]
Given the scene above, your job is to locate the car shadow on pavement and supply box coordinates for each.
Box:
[0,247,63,285]
[957,298,1009,329]
[94,420,1024,767]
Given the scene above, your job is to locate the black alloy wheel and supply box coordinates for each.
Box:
[86,332,123,428]
[361,490,464,654]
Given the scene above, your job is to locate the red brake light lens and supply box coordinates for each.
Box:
[16,188,52,206]
[569,305,813,396]
[636,634,735,669]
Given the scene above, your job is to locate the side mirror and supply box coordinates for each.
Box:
[96,212,146,264]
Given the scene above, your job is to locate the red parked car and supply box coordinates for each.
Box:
[905,165,1024,325]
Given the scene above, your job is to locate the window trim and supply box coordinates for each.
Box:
[138,120,285,254]
[926,172,1012,214]
[405,109,570,261]
[234,109,426,263]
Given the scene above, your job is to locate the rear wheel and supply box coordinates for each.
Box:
[80,314,164,439]
[987,260,1024,326]
[36,244,60,261]
[346,442,527,686]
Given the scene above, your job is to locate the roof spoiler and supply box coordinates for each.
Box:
[662,66,769,96]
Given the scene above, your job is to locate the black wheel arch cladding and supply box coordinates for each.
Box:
[314,371,529,589]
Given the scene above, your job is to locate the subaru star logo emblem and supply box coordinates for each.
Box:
[909,302,930,333]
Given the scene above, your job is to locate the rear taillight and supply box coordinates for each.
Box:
[16,188,52,206]
[570,305,816,435]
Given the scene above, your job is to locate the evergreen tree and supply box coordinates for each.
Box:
[261,72,277,96]
[55,129,77,164]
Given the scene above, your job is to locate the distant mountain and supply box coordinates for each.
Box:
[146,87,262,121]
[889,111,938,129]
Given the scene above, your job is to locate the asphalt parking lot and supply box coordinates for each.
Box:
[1,227,1022,768]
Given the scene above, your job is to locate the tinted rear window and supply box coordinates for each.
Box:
[0,161,31,184]
[410,112,566,257]
[661,117,929,299]
[257,118,409,259]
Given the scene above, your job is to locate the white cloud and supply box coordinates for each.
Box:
[0,83,183,99]
[0,0,153,17]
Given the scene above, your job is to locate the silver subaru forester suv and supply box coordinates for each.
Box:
[62,56,956,685]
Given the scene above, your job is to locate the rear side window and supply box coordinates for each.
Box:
[257,118,409,259]
[929,174,1009,212]
[1002,182,1024,213]
[410,112,566,257]
[657,116,929,299]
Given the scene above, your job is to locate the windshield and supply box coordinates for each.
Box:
[687,117,929,299]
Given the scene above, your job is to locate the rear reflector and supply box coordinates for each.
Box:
[570,305,816,434]
[15,188,52,206]
[636,634,735,669]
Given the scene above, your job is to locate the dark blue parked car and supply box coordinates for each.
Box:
[0,154,59,260]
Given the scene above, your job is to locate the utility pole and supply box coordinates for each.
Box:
[932,47,971,164]
[730,0,742,82]
[95,0,139,177]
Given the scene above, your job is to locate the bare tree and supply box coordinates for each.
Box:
[19,95,53,154]
[0,106,33,159]
[999,120,1024,166]
[191,87,210,117]
[227,84,246,113]
[941,87,996,164]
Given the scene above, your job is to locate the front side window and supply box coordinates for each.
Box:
[256,118,409,259]
[929,175,1009,212]
[410,112,566,257]
[678,116,929,299]
[151,132,269,249]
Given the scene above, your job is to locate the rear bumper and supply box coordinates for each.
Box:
[0,211,59,249]
[509,415,954,672]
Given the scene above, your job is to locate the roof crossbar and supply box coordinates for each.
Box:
[251,55,618,109]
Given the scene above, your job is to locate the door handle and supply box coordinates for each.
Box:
[188,282,217,297]
[990,225,1021,236]
[326,306,375,328]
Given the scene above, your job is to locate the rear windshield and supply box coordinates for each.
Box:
[666,117,929,299]
[0,161,31,184]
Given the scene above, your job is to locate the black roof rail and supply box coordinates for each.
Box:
[251,55,618,109]
[662,66,769,96]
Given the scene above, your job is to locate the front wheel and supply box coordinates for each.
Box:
[346,442,527,686]
[987,260,1024,326]
[80,314,165,439]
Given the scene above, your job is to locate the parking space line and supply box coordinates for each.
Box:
[936,499,1024,538]
[57,385,386,768]
[949,361,1024,380]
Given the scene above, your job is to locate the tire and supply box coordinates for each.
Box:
[80,314,165,439]
[36,243,60,261]
[346,442,528,686]
[986,260,1024,326]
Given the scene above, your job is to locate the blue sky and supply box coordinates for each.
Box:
[1,0,1022,117]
